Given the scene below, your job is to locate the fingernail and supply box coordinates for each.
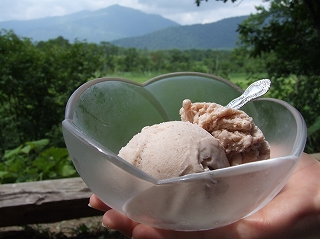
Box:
[102,222,107,228]
[102,222,111,229]
[88,203,92,208]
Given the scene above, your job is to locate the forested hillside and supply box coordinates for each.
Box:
[111,16,247,50]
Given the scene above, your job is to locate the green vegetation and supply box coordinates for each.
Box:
[1,13,320,185]
[0,139,77,184]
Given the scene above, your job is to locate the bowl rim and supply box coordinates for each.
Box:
[63,72,307,185]
[65,72,244,120]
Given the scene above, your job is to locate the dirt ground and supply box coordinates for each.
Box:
[0,216,127,239]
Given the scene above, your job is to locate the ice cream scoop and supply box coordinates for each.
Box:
[118,121,229,180]
[180,99,270,165]
[179,79,271,166]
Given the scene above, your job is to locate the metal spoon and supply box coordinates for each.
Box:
[226,79,271,109]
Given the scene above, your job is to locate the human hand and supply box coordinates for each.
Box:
[89,153,320,239]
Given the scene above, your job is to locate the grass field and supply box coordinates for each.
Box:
[103,71,257,89]
[104,72,159,84]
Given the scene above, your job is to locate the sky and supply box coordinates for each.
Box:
[0,0,268,25]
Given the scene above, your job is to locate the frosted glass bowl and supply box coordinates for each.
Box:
[62,72,307,231]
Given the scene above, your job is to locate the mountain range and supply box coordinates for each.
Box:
[0,4,248,50]
[0,5,179,43]
[111,16,248,50]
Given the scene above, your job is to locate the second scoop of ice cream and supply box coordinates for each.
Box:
[118,121,229,180]
[180,99,270,166]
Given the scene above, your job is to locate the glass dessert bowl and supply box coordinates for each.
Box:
[62,72,307,231]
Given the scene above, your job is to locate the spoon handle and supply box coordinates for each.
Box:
[226,79,271,109]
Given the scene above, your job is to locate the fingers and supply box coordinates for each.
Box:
[89,194,111,211]
[88,195,247,239]
[131,223,241,239]
[89,194,140,237]
[132,225,190,239]
[103,209,140,238]
[132,224,176,239]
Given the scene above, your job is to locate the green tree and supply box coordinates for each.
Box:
[150,50,167,72]
[0,30,46,150]
[98,42,119,74]
[196,0,320,153]
[237,0,320,153]
[0,31,103,153]
[123,48,140,72]
[166,49,191,72]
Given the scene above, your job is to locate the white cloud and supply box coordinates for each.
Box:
[138,0,266,25]
[0,0,268,25]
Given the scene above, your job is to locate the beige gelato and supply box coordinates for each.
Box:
[118,99,270,180]
[180,99,270,166]
[118,121,229,180]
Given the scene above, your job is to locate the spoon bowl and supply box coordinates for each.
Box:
[226,78,271,109]
[62,72,306,231]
